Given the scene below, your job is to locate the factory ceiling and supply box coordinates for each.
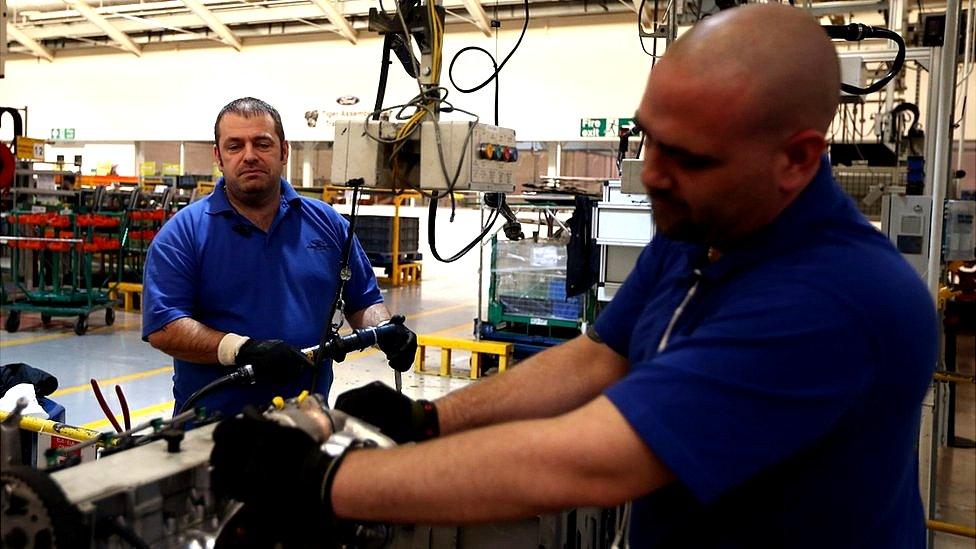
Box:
[1,0,927,60]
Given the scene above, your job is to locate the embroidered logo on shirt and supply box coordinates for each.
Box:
[307,239,332,251]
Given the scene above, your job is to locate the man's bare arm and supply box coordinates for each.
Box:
[146,317,226,364]
[332,396,672,523]
[346,303,391,329]
[435,334,629,436]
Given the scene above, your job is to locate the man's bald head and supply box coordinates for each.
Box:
[659,4,840,137]
[635,4,841,247]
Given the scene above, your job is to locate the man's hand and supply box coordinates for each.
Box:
[210,407,361,544]
[334,381,438,444]
[211,407,334,512]
[376,316,418,372]
[235,339,313,383]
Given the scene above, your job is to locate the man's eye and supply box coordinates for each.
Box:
[676,155,717,171]
[226,144,241,152]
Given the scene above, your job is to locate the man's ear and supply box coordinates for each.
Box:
[214,145,224,172]
[281,141,290,163]
[777,129,826,194]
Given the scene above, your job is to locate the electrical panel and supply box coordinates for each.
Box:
[839,56,863,98]
[881,194,932,280]
[620,158,643,194]
[331,120,413,188]
[944,200,975,261]
[332,119,517,192]
[419,121,518,193]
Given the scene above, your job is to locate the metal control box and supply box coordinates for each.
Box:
[419,121,517,192]
[620,158,644,194]
[331,119,405,188]
[881,194,931,280]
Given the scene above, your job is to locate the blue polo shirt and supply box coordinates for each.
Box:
[142,179,383,418]
[596,157,937,547]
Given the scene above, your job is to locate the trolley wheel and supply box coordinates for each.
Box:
[74,315,88,336]
[5,311,20,333]
[105,308,115,326]
[41,313,53,326]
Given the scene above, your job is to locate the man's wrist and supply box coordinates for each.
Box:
[218,333,250,366]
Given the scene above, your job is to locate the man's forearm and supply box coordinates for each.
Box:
[146,317,226,364]
[331,397,669,524]
[435,334,629,436]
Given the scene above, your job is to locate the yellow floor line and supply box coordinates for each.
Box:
[341,321,472,363]
[50,366,174,397]
[76,323,474,430]
[50,320,469,397]
[0,321,139,348]
[0,304,464,349]
[404,302,476,320]
[81,400,175,431]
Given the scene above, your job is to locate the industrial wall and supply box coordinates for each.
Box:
[0,16,653,143]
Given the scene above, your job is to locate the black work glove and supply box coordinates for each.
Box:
[334,381,438,444]
[210,407,344,544]
[235,339,313,383]
[376,315,418,373]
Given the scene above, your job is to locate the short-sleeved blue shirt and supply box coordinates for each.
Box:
[142,178,383,418]
[595,157,937,548]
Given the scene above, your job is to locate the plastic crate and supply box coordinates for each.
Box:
[346,215,420,254]
[550,299,583,320]
[498,295,552,318]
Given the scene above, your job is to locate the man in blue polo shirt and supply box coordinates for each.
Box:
[209,6,938,547]
[142,97,417,418]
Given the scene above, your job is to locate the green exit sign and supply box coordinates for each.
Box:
[50,128,76,140]
[580,118,636,138]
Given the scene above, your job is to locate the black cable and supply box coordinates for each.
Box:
[427,198,500,263]
[373,34,396,121]
[447,0,529,100]
[176,373,244,416]
[823,24,906,95]
[637,0,662,58]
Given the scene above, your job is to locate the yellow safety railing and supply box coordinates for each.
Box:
[415,335,513,380]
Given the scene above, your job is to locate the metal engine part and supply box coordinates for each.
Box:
[2,395,614,548]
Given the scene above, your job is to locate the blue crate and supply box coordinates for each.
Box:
[548,279,567,300]
[551,300,583,320]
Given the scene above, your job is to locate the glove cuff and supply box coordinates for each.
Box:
[218,333,250,366]
[412,400,439,440]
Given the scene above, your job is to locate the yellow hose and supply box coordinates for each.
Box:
[927,520,976,538]
[0,411,102,442]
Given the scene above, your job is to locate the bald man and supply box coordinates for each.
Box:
[210,5,937,547]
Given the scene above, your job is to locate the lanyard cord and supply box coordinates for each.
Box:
[656,269,702,353]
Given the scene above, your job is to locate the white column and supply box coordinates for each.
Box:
[302,141,314,187]
[546,142,562,178]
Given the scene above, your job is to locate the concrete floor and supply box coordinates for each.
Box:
[1,204,974,546]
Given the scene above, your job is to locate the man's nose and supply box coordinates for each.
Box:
[242,143,259,162]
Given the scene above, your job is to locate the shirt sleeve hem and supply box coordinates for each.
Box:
[141,311,192,342]
[604,385,726,504]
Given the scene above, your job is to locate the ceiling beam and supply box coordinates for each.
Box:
[63,0,142,55]
[307,0,357,44]
[458,0,492,36]
[7,23,55,60]
[180,0,242,50]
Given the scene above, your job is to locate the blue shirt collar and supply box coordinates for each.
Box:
[695,155,848,281]
[205,177,302,215]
